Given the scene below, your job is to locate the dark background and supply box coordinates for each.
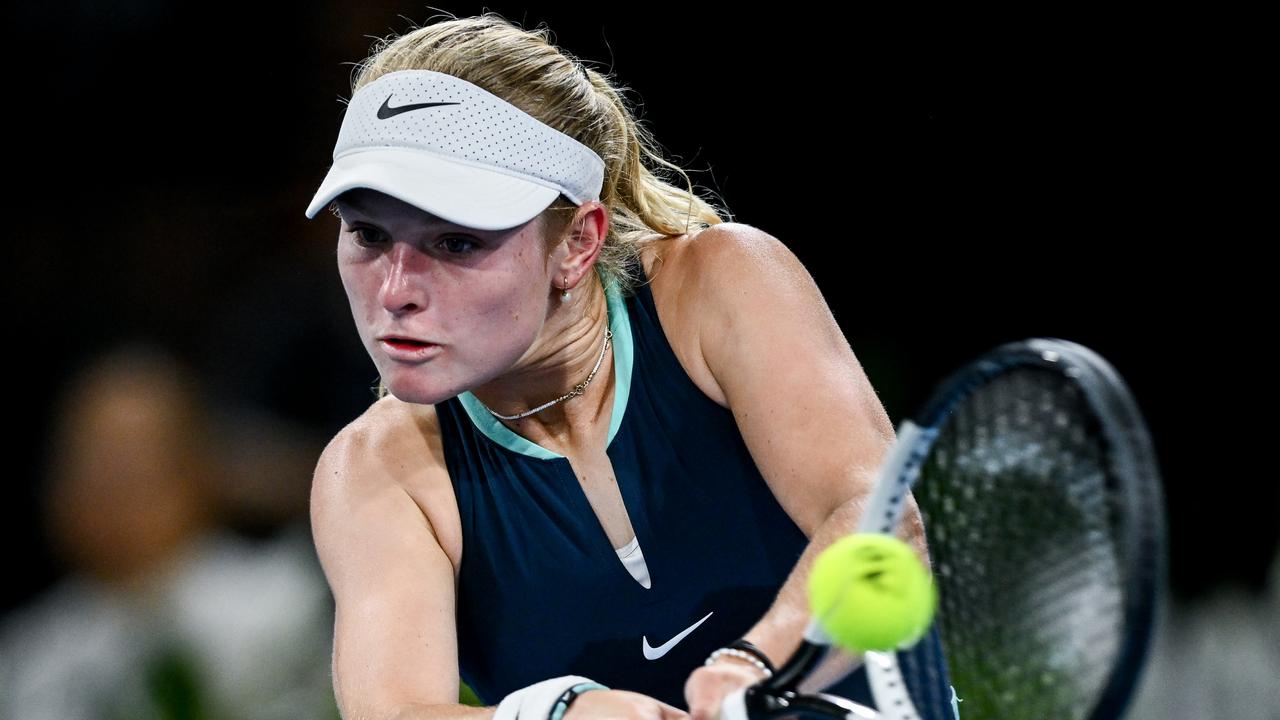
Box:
[4,3,1265,614]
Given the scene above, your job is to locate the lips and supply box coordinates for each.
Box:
[382,337,431,349]
[377,335,441,361]
[377,333,435,346]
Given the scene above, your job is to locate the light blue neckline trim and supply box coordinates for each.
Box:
[457,276,633,460]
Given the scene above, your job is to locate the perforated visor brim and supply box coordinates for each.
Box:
[305,148,562,231]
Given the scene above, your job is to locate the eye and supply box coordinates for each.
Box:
[349,226,386,248]
[438,236,478,255]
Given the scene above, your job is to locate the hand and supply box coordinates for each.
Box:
[684,659,767,720]
[564,688,689,720]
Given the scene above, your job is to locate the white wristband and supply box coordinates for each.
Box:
[493,675,606,720]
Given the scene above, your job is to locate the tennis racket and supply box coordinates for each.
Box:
[719,337,1166,720]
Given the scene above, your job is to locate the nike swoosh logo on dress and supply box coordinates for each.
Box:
[642,611,714,660]
[377,96,461,119]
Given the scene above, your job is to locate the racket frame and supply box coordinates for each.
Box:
[723,338,1165,720]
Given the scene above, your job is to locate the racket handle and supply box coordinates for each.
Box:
[717,684,881,719]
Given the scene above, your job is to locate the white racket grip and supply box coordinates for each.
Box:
[716,686,749,720]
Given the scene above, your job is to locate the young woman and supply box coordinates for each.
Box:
[305,14,956,720]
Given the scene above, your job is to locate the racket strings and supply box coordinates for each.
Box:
[916,367,1126,720]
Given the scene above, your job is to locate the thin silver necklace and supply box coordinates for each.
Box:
[481,327,613,421]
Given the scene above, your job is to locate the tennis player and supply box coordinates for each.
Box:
[305,13,957,720]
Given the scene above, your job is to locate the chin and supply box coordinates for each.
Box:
[381,372,463,406]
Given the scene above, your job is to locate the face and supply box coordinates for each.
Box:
[334,189,558,404]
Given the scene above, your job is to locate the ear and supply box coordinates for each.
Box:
[552,201,610,290]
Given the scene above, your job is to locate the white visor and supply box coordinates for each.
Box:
[305,70,605,231]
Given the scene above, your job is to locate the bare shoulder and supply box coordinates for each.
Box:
[313,394,462,577]
[663,222,792,277]
[649,224,897,539]
[637,223,782,408]
[314,394,443,498]
[309,395,467,715]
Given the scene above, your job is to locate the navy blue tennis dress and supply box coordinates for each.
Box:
[435,259,960,719]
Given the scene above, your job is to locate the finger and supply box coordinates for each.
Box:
[686,671,738,720]
[688,695,722,720]
[685,693,715,719]
[661,703,691,720]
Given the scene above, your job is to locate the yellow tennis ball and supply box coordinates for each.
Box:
[808,533,937,653]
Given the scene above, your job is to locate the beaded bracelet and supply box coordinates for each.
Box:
[704,647,774,679]
[728,639,777,675]
[548,681,607,720]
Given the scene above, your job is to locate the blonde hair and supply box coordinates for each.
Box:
[346,12,730,401]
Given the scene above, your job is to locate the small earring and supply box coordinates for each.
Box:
[560,276,571,302]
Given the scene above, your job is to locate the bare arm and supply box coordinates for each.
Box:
[677,225,928,715]
[694,224,926,657]
[311,406,494,720]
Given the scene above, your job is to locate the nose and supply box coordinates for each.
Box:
[379,242,430,315]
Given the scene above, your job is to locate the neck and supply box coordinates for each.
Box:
[469,275,614,454]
